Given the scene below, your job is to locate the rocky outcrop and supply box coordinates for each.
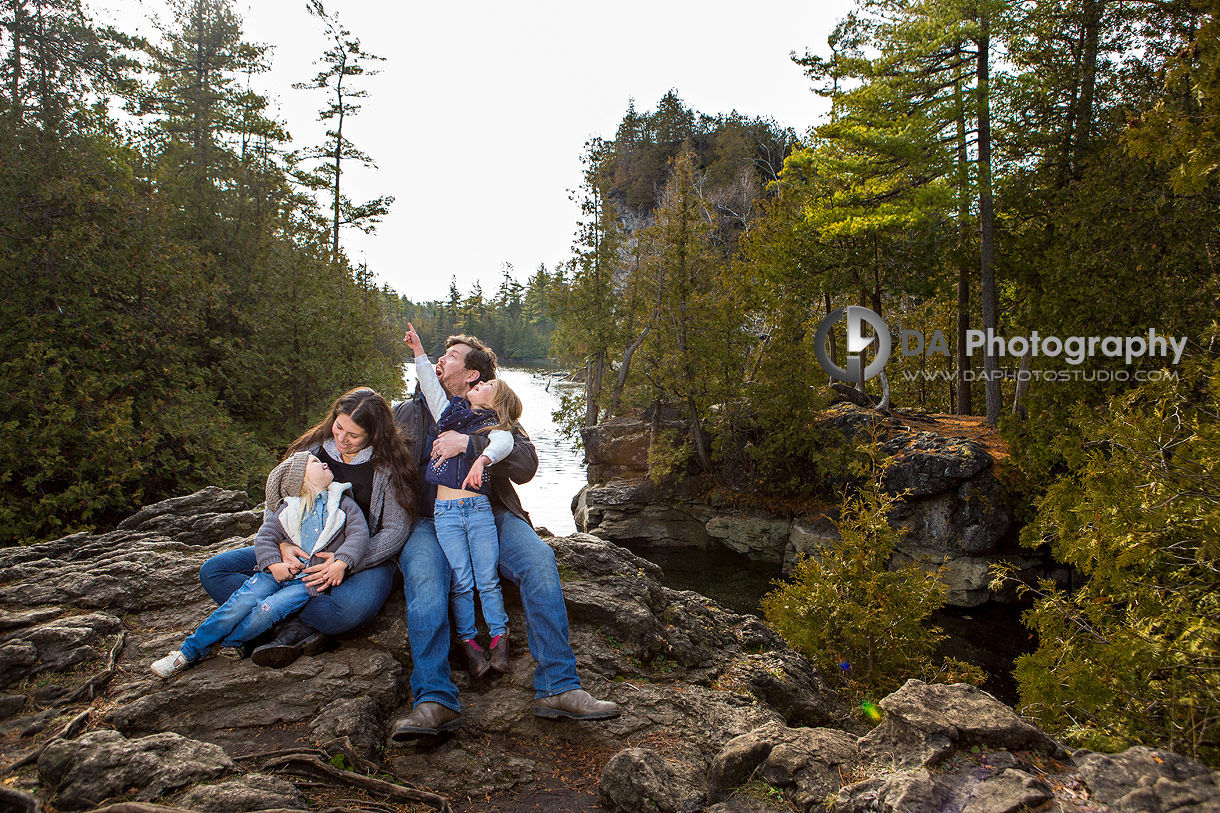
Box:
[608,680,1219,813]
[577,404,1061,607]
[0,487,848,811]
[1,488,1215,812]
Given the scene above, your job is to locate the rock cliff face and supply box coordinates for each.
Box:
[0,488,1215,812]
[575,404,1063,607]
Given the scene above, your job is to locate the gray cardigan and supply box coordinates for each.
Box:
[261,443,408,570]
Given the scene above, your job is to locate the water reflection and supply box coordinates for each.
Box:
[402,363,587,535]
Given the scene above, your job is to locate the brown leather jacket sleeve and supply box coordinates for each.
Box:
[467,427,538,485]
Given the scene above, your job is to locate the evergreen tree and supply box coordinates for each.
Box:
[996,347,1220,765]
[630,146,745,473]
[550,138,624,427]
[290,0,392,259]
[763,447,980,699]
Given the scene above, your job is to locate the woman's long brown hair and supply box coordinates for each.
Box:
[286,388,420,525]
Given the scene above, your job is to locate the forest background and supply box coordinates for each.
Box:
[2,0,1218,767]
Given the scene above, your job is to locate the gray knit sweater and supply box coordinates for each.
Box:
[261,443,408,570]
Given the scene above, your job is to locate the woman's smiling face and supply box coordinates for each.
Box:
[332,412,369,458]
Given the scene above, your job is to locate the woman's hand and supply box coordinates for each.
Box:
[302,551,348,591]
[278,543,308,574]
[404,322,424,356]
[462,454,490,490]
[267,562,296,582]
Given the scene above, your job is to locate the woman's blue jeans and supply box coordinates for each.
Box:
[399,509,581,711]
[198,547,395,636]
[433,495,508,640]
[181,572,309,661]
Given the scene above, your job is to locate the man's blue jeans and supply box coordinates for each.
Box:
[181,572,309,661]
[399,509,581,711]
[198,546,395,636]
[433,495,508,640]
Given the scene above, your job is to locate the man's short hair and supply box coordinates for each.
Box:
[446,334,498,383]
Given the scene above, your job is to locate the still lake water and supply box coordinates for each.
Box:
[403,362,1027,702]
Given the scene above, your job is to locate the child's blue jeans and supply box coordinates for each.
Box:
[180,572,310,662]
[433,495,507,640]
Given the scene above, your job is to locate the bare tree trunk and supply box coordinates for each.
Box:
[1073,0,1103,175]
[747,334,770,383]
[609,325,649,418]
[954,45,973,415]
[977,16,1001,426]
[1011,349,1031,417]
[687,397,712,473]
[585,352,603,427]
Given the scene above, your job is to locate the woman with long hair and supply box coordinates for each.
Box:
[197,387,420,668]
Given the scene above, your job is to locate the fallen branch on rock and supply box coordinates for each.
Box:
[244,747,452,813]
[91,800,395,805]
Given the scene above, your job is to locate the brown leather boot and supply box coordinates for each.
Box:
[461,638,491,679]
[488,630,510,673]
[532,689,621,721]
[390,702,462,741]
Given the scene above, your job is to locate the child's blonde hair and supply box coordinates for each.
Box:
[297,454,327,526]
[478,379,524,436]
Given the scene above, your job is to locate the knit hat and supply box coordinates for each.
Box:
[265,451,312,513]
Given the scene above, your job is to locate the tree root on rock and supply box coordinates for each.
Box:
[4,706,90,771]
[242,747,453,813]
[58,631,126,706]
[3,632,125,772]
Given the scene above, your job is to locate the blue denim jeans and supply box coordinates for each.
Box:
[181,572,309,661]
[399,509,581,711]
[433,495,507,640]
[198,546,395,636]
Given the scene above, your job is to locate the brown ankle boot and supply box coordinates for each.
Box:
[461,638,491,679]
[489,630,510,673]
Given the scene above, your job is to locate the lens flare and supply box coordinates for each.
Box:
[860,701,882,723]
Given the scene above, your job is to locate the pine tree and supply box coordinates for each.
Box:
[290,0,392,260]
[996,348,1220,766]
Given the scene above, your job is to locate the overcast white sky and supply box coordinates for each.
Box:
[90,0,852,303]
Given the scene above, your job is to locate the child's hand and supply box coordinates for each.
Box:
[302,551,348,592]
[268,562,296,582]
[462,455,490,490]
[403,322,424,356]
[278,543,308,574]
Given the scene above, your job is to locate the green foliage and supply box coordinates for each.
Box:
[0,0,404,543]
[392,268,557,363]
[551,388,587,452]
[761,448,958,699]
[995,348,1220,765]
[645,429,692,487]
